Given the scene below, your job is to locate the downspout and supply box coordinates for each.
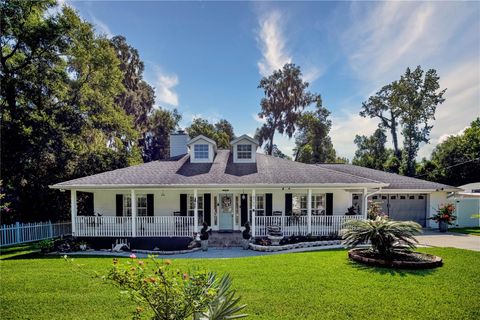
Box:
[362,187,383,219]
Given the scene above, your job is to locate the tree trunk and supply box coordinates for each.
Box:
[268,131,275,155]
[390,112,401,159]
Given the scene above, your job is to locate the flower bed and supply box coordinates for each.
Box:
[132,247,201,255]
[348,248,443,269]
[249,240,342,252]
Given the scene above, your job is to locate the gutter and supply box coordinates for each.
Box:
[362,187,383,218]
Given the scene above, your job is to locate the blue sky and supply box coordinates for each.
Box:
[62,1,480,160]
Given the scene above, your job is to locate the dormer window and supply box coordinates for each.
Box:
[194,144,209,160]
[237,144,252,159]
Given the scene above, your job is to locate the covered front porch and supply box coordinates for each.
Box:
[70,186,374,238]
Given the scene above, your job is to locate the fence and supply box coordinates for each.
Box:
[0,221,72,247]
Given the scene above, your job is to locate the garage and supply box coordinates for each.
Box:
[370,194,428,227]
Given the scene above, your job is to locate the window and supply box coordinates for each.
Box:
[194,144,209,159]
[188,195,204,222]
[237,144,252,159]
[293,194,325,215]
[123,194,147,216]
[249,194,265,216]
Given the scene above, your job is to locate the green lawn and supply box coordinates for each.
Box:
[449,227,480,236]
[1,245,479,320]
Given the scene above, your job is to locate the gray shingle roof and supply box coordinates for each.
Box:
[51,150,384,188]
[317,164,459,191]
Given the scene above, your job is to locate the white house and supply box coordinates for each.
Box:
[51,132,460,244]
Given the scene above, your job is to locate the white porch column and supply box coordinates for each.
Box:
[194,189,198,233]
[251,189,256,237]
[307,188,312,234]
[131,189,137,237]
[362,188,368,218]
[71,190,77,236]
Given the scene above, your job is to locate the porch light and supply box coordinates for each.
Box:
[241,194,246,200]
[161,190,165,197]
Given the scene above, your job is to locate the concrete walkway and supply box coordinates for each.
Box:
[416,230,480,251]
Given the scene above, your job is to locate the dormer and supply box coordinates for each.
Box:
[231,134,259,163]
[187,135,217,163]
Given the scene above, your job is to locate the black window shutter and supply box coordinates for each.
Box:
[240,194,248,225]
[266,193,273,216]
[86,192,94,216]
[180,194,187,216]
[147,194,154,216]
[204,193,211,225]
[116,194,123,216]
[326,193,333,215]
[285,193,293,215]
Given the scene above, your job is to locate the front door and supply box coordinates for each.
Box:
[219,193,234,230]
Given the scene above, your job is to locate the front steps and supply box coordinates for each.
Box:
[208,231,244,247]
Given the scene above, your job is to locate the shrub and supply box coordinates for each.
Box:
[106,255,247,320]
[342,217,422,257]
[36,239,54,253]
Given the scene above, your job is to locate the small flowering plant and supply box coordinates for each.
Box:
[431,203,457,225]
[106,255,247,320]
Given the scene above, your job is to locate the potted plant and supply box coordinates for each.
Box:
[430,203,456,232]
[242,222,251,250]
[79,241,88,251]
[200,222,210,251]
[345,206,357,215]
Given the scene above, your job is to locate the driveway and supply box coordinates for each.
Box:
[416,230,480,251]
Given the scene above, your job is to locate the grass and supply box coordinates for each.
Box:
[1,245,479,320]
[449,227,480,236]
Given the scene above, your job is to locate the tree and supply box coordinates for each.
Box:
[417,118,480,186]
[294,98,336,163]
[143,108,181,161]
[186,118,235,149]
[395,67,446,176]
[1,1,141,221]
[263,144,291,160]
[352,129,389,170]
[360,66,446,176]
[110,35,156,158]
[256,63,317,155]
[360,84,402,159]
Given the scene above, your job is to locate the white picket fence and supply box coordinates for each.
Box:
[0,221,72,247]
[255,215,364,237]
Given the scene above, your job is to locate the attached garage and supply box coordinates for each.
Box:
[370,194,427,227]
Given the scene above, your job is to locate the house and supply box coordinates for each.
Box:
[50,132,460,246]
[448,182,480,228]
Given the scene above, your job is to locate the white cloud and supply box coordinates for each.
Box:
[256,11,292,77]
[90,15,113,38]
[252,113,266,124]
[330,112,379,160]
[154,69,180,107]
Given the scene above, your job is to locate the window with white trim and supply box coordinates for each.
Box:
[188,195,204,222]
[293,194,325,215]
[194,144,209,159]
[249,194,265,216]
[237,144,252,159]
[123,194,148,216]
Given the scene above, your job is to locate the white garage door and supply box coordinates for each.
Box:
[370,194,427,227]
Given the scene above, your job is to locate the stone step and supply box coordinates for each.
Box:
[207,231,244,247]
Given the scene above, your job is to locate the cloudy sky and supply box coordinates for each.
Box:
[64,1,479,160]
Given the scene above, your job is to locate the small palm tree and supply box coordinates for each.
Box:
[342,217,422,257]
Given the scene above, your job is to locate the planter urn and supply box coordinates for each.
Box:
[242,239,250,250]
[439,221,448,233]
[201,240,208,251]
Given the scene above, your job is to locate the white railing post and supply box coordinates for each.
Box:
[307,189,312,234]
[131,189,137,237]
[362,187,368,218]
[71,190,77,236]
[251,189,256,238]
[194,189,198,234]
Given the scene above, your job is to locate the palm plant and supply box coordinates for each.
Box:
[342,216,422,257]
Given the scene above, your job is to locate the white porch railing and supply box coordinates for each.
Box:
[254,215,364,237]
[136,216,194,237]
[76,216,132,237]
[1,221,71,247]
[75,216,194,237]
